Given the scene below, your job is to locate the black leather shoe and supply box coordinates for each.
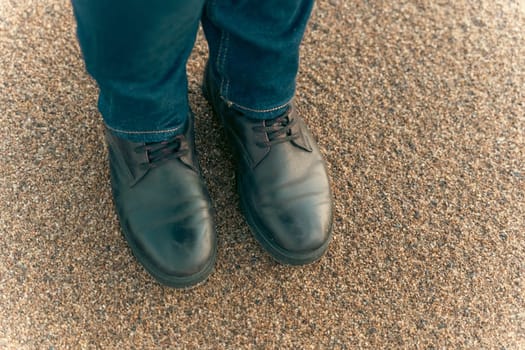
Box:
[203,69,333,265]
[105,115,217,287]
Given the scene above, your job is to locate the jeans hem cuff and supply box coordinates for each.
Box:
[221,95,293,119]
[105,124,185,142]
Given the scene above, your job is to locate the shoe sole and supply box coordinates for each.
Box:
[202,79,333,266]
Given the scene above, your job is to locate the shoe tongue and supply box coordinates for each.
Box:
[145,138,183,163]
[145,138,170,147]
[266,115,290,128]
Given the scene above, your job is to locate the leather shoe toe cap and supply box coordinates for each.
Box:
[260,203,332,253]
[123,214,216,278]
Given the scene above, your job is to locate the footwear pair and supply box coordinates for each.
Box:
[107,71,333,288]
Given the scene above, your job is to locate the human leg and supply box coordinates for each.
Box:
[201,0,333,264]
[201,0,314,119]
[72,0,217,287]
[72,0,205,142]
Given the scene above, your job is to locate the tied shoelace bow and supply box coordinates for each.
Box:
[253,111,300,148]
[135,135,189,169]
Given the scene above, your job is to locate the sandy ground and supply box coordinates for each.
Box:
[1,0,524,348]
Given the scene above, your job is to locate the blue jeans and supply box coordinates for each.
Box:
[72,0,314,142]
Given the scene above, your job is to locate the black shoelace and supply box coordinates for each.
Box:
[253,111,300,148]
[135,135,189,169]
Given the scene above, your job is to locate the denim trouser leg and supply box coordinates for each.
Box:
[202,0,315,119]
[72,0,205,142]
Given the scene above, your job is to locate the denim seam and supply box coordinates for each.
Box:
[223,33,231,99]
[106,124,184,135]
[220,95,294,114]
[217,30,230,100]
